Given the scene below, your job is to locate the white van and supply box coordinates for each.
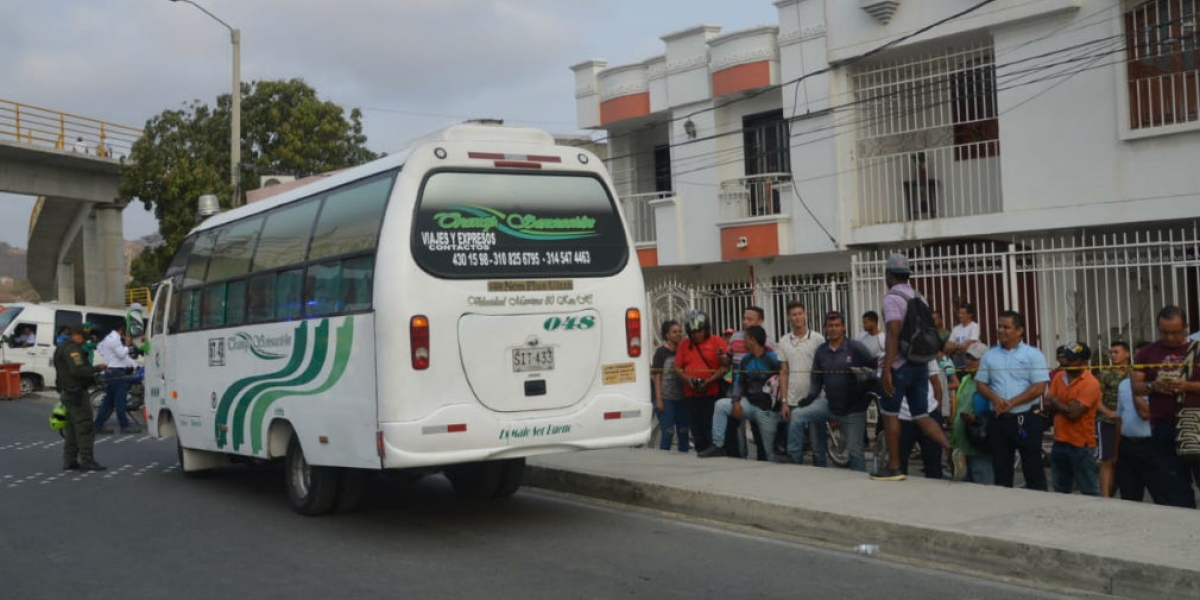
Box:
[0,302,129,393]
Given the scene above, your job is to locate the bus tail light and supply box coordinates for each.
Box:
[411,315,430,370]
[625,308,641,358]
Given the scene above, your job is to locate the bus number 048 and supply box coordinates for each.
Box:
[543,316,595,331]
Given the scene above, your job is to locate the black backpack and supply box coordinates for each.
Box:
[739,353,780,411]
[887,289,941,364]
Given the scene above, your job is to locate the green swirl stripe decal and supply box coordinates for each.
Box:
[214,317,355,454]
[215,323,309,448]
[230,319,331,451]
[247,318,354,454]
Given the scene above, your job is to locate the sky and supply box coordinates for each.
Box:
[0,0,781,248]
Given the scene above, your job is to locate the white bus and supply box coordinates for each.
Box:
[143,123,650,514]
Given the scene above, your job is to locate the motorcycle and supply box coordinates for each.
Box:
[90,365,145,424]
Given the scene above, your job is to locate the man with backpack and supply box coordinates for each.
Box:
[699,326,782,459]
[872,253,952,481]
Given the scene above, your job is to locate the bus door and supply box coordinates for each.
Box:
[146,283,175,423]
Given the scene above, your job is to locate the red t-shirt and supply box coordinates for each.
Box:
[674,335,728,398]
[1134,341,1200,424]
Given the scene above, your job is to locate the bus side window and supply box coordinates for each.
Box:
[303,261,341,317]
[185,231,217,288]
[180,289,202,331]
[341,255,374,312]
[202,283,226,328]
[248,273,277,323]
[275,269,304,320]
[226,280,247,326]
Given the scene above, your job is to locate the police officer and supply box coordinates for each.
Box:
[54,326,106,471]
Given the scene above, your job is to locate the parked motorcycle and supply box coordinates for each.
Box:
[90,365,145,423]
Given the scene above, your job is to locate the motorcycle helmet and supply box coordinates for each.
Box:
[683,310,710,336]
[50,403,68,431]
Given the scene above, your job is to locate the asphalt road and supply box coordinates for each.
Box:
[1,394,1085,600]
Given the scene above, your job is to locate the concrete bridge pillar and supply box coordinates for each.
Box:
[56,262,76,306]
[81,204,125,308]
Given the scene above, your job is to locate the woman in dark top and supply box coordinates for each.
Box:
[652,320,689,452]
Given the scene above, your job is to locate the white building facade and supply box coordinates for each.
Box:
[573,0,1200,354]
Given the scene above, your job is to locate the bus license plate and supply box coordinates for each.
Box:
[513,347,554,372]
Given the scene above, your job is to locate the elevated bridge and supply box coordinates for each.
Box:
[0,99,141,307]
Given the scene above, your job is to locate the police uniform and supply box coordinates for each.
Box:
[53,336,104,471]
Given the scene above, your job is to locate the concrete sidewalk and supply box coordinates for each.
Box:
[526,449,1200,599]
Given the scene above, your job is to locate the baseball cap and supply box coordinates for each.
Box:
[1059,342,1091,361]
[824,310,844,322]
[885,253,911,275]
[965,342,988,360]
[722,328,735,335]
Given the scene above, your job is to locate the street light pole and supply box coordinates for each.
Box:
[169,0,242,206]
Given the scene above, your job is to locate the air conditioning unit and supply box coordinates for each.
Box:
[260,174,297,188]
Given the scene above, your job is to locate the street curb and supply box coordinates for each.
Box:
[525,465,1199,599]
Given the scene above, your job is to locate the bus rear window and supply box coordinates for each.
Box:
[411,171,629,279]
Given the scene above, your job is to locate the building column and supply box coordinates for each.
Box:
[82,204,126,308]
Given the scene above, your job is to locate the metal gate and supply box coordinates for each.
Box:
[850,223,1200,360]
[644,273,850,345]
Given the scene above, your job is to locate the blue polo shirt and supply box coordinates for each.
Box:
[975,342,1050,415]
[1116,378,1152,438]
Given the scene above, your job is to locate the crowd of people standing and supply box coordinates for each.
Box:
[650,253,1200,508]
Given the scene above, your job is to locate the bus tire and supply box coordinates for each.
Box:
[444,461,502,499]
[493,458,525,499]
[336,468,369,513]
[285,437,339,516]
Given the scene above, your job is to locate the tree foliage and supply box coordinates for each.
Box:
[120,78,380,281]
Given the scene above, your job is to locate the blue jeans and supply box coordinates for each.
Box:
[880,361,930,417]
[94,368,131,428]
[1051,441,1100,496]
[833,411,868,472]
[659,399,691,452]
[787,397,830,466]
[968,455,994,485]
[711,398,780,457]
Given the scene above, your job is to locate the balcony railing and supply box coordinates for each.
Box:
[621,191,672,245]
[718,173,792,221]
[855,141,1001,226]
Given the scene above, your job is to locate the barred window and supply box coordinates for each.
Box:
[1125,0,1200,129]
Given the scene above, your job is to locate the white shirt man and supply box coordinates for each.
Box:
[777,303,825,407]
[97,329,137,370]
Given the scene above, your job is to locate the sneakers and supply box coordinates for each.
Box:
[79,462,107,472]
[951,449,968,482]
[95,426,114,434]
[120,424,142,434]
[869,466,906,481]
[697,445,726,458]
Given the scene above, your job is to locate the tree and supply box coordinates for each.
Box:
[120,78,380,281]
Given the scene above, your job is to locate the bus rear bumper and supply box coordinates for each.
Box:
[377,394,651,469]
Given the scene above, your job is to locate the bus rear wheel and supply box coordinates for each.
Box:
[285,437,339,516]
[493,458,525,498]
[445,459,525,499]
